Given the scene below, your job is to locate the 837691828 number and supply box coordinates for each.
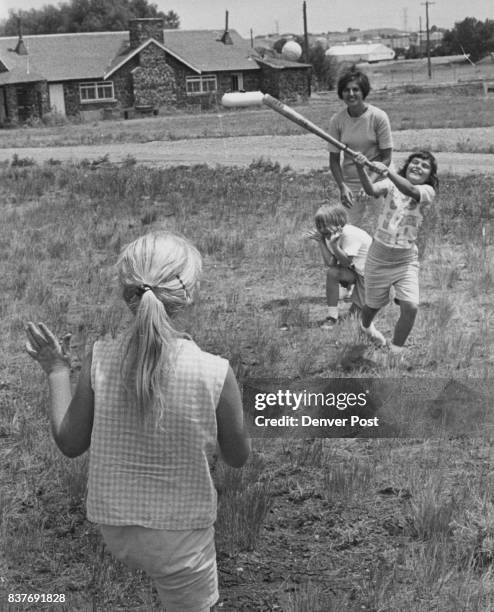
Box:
[8,593,66,603]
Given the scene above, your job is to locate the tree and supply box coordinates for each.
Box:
[163,10,180,29]
[0,0,180,36]
[309,42,337,91]
[438,17,494,62]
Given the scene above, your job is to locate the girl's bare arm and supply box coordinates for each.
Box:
[56,350,94,457]
[329,236,353,268]
[318,239,338,267]
[330,152,354,208]
[385,168,421,200]
[354,154,388,198]
[216,366,251,468]
[25,322,94,457]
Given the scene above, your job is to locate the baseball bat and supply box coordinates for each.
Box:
[221,91,383,173]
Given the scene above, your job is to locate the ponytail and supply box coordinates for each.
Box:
[117,232,202,427]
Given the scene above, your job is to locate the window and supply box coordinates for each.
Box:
[185,75,217,95]
[80,81,115,102]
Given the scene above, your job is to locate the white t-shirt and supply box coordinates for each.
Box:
[328,104,393,189]
[373,179,435,249]
[325,223,372,275]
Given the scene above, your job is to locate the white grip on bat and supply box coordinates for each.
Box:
[221,91,264,108]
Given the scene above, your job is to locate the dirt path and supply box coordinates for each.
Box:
[0,133,493,174]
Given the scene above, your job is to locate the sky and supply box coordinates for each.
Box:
[0,0,492,38]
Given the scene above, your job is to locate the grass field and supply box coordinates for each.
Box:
[360,57,494,90]
[0,85,494,150]
[0,150,493,611]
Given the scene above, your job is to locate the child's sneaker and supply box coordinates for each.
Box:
[360,321,386,347]
[321,316,338,329]
[387,343,405,367]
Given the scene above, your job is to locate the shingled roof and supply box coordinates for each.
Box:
[0,32,125,84]
[0,28,260,86]
[255,56,312,69]
[159,29,259,72]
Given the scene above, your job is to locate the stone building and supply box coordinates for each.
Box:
[0,18,311,125]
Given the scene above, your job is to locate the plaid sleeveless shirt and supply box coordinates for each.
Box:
[87,336,228,529]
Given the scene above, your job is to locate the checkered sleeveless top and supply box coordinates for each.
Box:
[87,336,228,529]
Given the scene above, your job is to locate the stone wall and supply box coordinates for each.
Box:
[62,45,177,117]
[112,56,139,109]
[133,45,176,108]
[279,67,311,103]
[259,65,311,103]
[63,82,80,116]
[129,18,164,49]
[164,52,261,109]
[34,81,50,117]
[2,86,17,123]
[163,53,195,106]
[62,80,120,117]
[0,81,49,125]
[0,89,6,123]
[217,71,260,94]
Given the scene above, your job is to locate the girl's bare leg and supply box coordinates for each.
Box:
[392,301,418,346]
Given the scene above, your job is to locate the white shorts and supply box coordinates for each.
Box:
[365,240,419,309]
[99,524,218,612]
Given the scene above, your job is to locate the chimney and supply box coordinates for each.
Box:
[128,18,164,49]
[15,17,28,55]
[220,11,233,45]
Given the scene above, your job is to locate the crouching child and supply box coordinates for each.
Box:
[306,203,372,329]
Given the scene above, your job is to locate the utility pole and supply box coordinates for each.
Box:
[302,1,310,96]
[418,16,422,56]
[421,1,435,78]
[303,1,309,63]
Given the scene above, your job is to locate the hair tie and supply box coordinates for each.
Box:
[137,284,153,297]
[176,274,189,301]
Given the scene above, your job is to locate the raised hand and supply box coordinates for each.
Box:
[25,322,71,374]
[328,228,343,244]
[369,161,389,176]
[353,152,369,167]
[302,228,323,241]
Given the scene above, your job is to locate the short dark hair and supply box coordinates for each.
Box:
[337,67,371,100]
[398,151,439,191]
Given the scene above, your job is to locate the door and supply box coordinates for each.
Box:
[49,83,66,115]
[16,86,32,121]
[230,73,244,92]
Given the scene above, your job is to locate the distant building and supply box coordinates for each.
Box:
[0,17,312,124]
[324,27,444,54]
[326,42,395,63]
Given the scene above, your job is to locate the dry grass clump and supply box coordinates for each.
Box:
[1,160,493,609]
[215,452,273,554]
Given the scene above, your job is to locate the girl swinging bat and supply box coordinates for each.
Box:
[353,150,439,364]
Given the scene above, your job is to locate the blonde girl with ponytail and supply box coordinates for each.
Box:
[26,231,250,612]
[118,231,201,428]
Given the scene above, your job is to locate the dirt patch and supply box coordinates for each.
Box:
[0,129,493,175]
